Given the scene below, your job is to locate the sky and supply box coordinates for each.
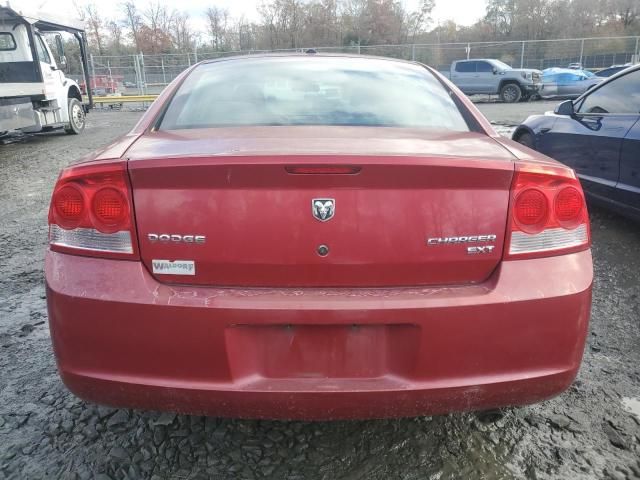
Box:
[15,0,487,29]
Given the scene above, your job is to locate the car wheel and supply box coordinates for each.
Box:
[65,98,85,135]
[515,132,534,148]
[500,83,522,103]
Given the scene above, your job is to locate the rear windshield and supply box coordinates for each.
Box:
[160,57,470,131]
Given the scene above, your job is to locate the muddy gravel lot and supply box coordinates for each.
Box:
[1,106,639,480]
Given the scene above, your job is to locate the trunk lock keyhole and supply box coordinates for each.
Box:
[317,244,329,257]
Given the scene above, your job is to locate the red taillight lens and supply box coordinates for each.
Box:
[92,187,128,232]
[53,185,85,228]
[555,186,583,222]
[506,165,590,259]
[514,189,548,230]
[48,161,138,259]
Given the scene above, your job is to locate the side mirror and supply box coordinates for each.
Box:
[55,35,67,69]
[492,68,498,75]
[554,100,575,116]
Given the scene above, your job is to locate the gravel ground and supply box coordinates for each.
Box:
[476,100,560,126]
[1,106,639,480]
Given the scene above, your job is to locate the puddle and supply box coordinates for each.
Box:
[439,430,515,480]
[622,397,640,420]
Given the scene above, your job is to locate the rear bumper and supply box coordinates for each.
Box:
[46,250,592,419]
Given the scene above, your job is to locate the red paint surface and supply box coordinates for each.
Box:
[127,146,514,287]
[46,249,592,419]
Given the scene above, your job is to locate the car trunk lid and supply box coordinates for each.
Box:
[127,127,515,287]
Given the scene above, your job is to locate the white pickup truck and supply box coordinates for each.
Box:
[441,59,543,103]
[0,6,92,138]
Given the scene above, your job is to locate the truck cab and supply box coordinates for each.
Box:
[446,59,542,103]
[0,6,92,138]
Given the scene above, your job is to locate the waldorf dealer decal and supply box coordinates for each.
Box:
[152,260,196,275]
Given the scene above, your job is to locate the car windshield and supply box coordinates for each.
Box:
[491,60,512,70]
[160,56,470,131]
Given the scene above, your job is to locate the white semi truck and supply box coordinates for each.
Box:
[0,6,93,138]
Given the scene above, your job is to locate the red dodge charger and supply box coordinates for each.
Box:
[45,55,593,420]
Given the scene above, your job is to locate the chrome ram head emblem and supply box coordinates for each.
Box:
[312,198,335,222]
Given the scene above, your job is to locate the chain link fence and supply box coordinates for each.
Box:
[88,35,640,96]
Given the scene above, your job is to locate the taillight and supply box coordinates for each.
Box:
[505,164,590,259]
[52,184,85,229]
[554,186,583,227]
[48,161,139,259]
[514,189,548,232]
[92,187,129,232]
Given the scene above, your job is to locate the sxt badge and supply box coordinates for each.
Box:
[467,246,496,255]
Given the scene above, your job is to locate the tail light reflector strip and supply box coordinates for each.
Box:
[49,225,134,254]
[509,224,588,255]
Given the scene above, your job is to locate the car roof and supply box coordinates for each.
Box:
[200,52,420,67]
[596,66,626,75]
[455,59,497,62]
[596,63,639,78]
[574,63,640,101]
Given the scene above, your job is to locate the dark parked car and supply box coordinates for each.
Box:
[595,65,631,77]
[513,64,640,221]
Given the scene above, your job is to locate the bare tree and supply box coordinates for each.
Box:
[340,0,368,45]
[258,0,281,49]
[205,6,230,51]
[65,0,640,58]
[608,0,639,29]
[142,2,175,53]
[81,3,106,55]
[286,0,304,48]
[122,2,142,52]
[171,12,194,52]
[304,0,340,47]
[485,0,516,37]
[407,0,435,42]
[513,0,554,40]
[236,15,257,51]
[106,20,124,53]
